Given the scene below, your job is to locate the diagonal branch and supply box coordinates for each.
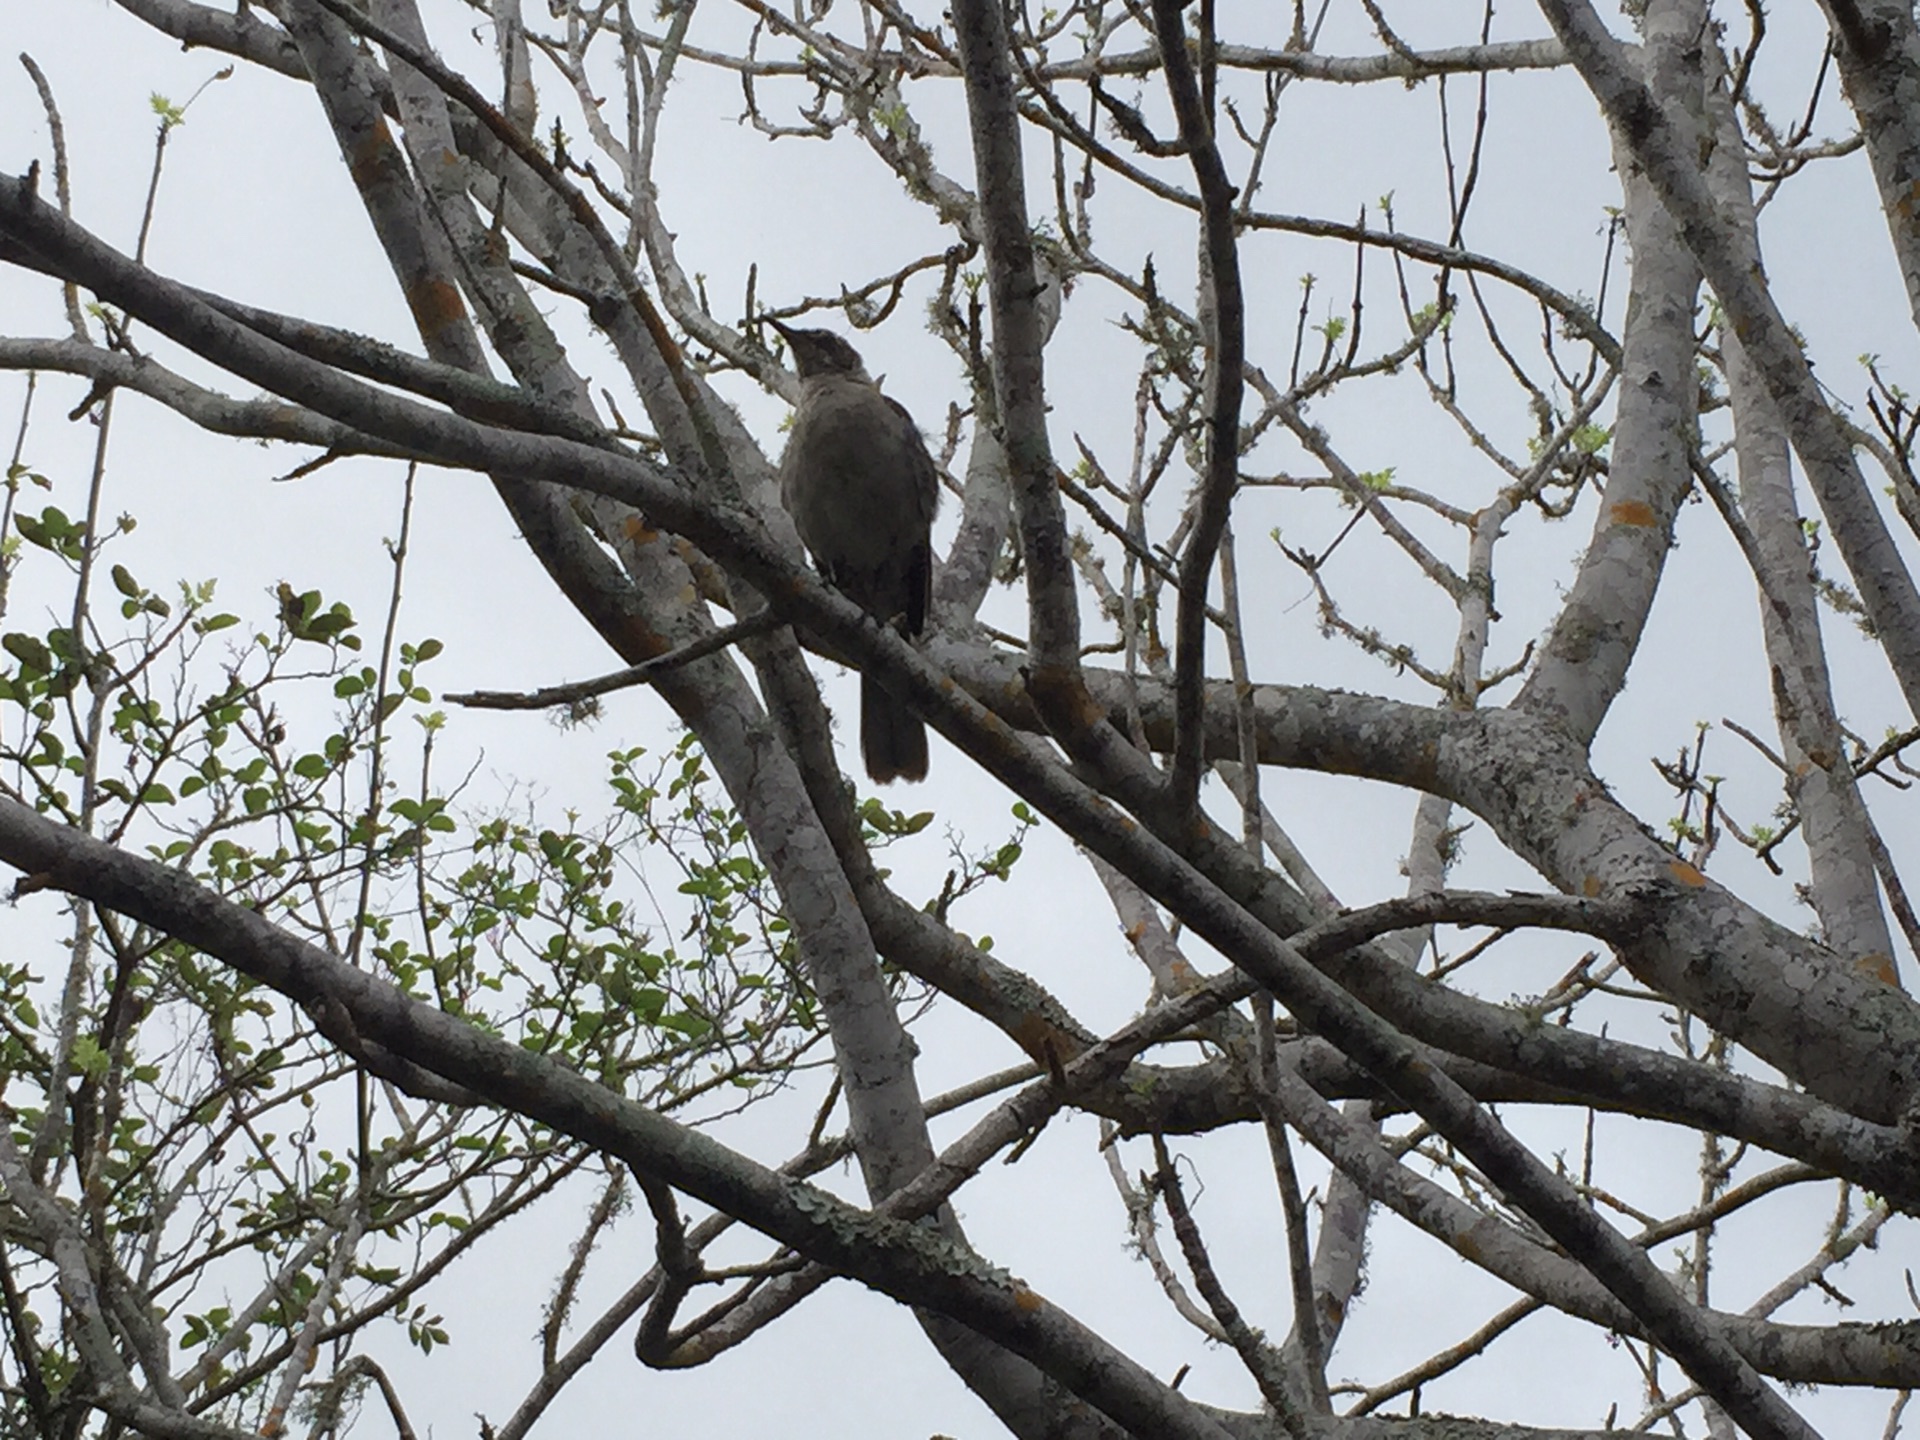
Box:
[1516,0,1702,743]
[0,336,416,458]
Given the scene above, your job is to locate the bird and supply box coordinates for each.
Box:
[769,318,939,784]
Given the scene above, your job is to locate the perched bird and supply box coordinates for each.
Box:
[770,318,938,784]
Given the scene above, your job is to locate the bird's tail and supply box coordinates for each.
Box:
[861,676,928,784]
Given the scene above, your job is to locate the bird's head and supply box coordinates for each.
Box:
[767,319,869,382]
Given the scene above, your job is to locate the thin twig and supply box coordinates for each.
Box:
[448,610,784,709]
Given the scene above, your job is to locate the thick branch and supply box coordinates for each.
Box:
[1817,0,1920,334]
[1517,0,1701,742]
[1539,0,1920,725]
[949,0,1086,720]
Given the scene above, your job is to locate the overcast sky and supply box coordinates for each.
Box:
[2,2,1917,1436]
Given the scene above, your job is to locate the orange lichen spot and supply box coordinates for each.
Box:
[1012,1015,1082,1067]
[404,277,467,337]
[1855,951,1902,988]
[347,121,400,190]
[1609,499,1657,528]
[1012,1284,1045,1313]
[1666,859,1708,888]
[1582,874,1603,898]
[622,513,658,543]
[616,617,671,661]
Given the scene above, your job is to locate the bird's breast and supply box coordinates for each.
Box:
[781,380,934,569]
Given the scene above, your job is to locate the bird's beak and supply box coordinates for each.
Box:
[765,316,798,342]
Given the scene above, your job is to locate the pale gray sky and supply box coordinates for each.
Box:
[1,2,1915,1435]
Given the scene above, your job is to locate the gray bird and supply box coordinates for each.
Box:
[769,319,939,784]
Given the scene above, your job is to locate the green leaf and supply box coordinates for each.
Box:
[70,1034,108,1078]
[3,633,53,675]
[1571,423,1612,455]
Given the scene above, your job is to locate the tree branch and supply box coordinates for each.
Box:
[1539,0,1920,726]
[1149,0,1249,813]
